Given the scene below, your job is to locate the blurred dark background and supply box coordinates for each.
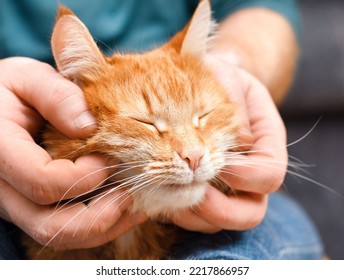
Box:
[280,0,344,260]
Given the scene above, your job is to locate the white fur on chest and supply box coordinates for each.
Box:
[130,182,208,218]
[114,182,207,259]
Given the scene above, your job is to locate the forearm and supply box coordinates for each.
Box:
[210,8,298,105]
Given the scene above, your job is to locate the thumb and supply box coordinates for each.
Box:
[6,57,96,138]
[205,54,253,151]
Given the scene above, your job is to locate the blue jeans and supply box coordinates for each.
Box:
[0,221,22,260]
[171,192,324,259]
[0,192,323,260]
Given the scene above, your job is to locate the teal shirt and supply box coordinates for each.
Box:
[0,0,300,64]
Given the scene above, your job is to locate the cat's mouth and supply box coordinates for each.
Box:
[164,178,231,194]
[168,181,208,189]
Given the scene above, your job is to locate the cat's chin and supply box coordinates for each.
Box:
[130,182,208,218]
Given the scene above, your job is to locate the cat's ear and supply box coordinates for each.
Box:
[168,0,214,58]
[51,6,106,82]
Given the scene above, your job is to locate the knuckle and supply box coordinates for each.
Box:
[48,80,82,109]
[271,173,286,192]
[43,80,84,128]
[201,226,221,234]
[33,226,68,251]
[33,225,57,247]
[92,220,109,235]
[37,71,82,121]
[29,178,57,205]
[247,212,265,229]
[213,212,232,229]
[0,58,33,84]
[259,170,286,194]
[242,208,266,230]
[87,207,121,236]
[271,170,286,192]
[17,58,55,80]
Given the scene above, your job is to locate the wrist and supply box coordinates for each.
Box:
[209,8,298,105]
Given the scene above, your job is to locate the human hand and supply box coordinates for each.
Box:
[0,57,146,250]
[171,55,288,233]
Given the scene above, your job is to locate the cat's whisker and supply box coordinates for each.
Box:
[223,154,309,174]
[84,162,151,193]
[38,206,89,251]
[219,168,250,181]
[82,189,133,239]
[136,176,173,211]
[221,155,341,196]
[223,157,298,181]
[53,162,125,210]
[225,118,322,156]
[54,161,151,211]
[94,38,114,54]
[222,159,292,192]
[80,173,148,209]
[127,176,166,198]
[83,174,156,236]
[53,164,115,210]
[37,167,151,237]
[282,169,342,197]
[285,117,322,148]
[40,173,150,250]
[56,171,148,215]
[212,173,232,192]
[85,176,168,233]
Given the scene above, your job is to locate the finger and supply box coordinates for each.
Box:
[3,57,95,139]
[0,85,44,136]
[171,209,221,234]
[40,190,146,250]
[64,210,147,250]
[229,91,254,152]
[0,122,108,204]
[0,179,140,250]
[193,186,268,231]
[223,70,288,194]
[205,54,254,151]
[41,189,137,250]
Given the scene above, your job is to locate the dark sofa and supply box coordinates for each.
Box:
[280,0,344,259]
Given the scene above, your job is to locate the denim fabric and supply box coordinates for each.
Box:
[170,192,324,260]
[0,221,21,260]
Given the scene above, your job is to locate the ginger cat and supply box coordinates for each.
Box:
[22,0,239,259]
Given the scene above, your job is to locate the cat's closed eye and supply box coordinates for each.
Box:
[194,110,214,128]
[131,117,167,134]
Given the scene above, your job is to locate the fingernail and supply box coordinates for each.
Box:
[74,111,96,129]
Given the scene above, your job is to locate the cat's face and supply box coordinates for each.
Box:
[84,52,238,215]
[50,2,239,216]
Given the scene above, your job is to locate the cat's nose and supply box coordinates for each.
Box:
[179,147,205,171]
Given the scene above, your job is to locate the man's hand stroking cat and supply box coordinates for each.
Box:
[0,57,147,250]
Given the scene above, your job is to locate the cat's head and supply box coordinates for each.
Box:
[50,1,239,216]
